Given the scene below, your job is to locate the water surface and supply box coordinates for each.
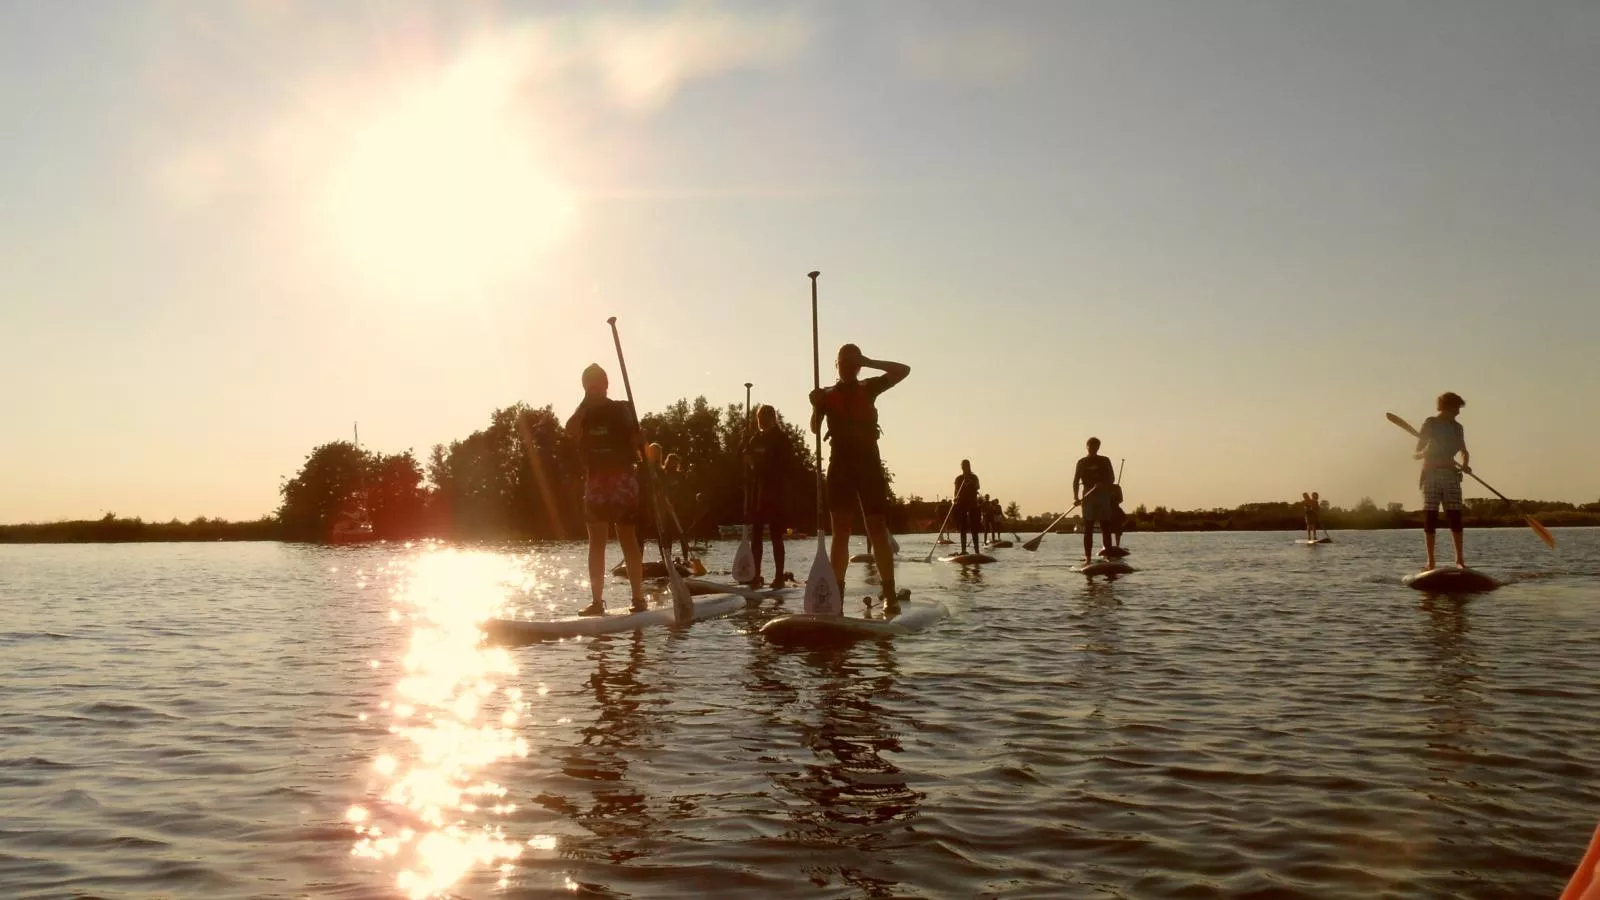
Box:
[2,528,1598,898]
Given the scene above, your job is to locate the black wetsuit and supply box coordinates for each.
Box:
[954,473,981,554]
[744,427,792,581]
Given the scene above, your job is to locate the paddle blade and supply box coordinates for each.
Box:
[666,564,692,620]
[803,537,841,615]
[732,527,756,583]
[1020,534,1044,552]
[1385,412,1421,437]
[1526,516,1557,549]
[890,534,901,554]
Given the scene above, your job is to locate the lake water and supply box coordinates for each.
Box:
[2,528,1599,899]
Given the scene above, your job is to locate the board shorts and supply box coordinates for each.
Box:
[1081,487,1114,525]
[584,469,640,525]
[1421,467,1463,512]
[826,449,889,517]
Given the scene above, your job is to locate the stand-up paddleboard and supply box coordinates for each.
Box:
[684,577,804,604]
[934,538,954,545]
[941,553,997,564]
[987,540,1014,549]
[1403,567,1499,593]
[1098,546,1131,558]
[611,560,692,579]
[1296,538,1333,545]
[484,593,745,643]
[760,592,947,644]
[1078,560,1134,577]
[849,553,873,563]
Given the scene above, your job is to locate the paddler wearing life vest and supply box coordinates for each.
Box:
[565,363,648,616]
[1415,391,1471,570]
[809,343,910,606]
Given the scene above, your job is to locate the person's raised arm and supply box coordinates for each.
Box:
[862,355,910,389]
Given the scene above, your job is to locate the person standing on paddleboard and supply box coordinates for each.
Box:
[1416,392,1471,570]
[744,404,794,587]
[566,364,648,616]
[810,343,910,606]
[953,461,982,555]
[1073,437,1117,562]
[1302,492,1323,541]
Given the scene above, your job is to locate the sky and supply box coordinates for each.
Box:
[2,0,1598,524]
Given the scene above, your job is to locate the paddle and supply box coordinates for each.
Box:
[732,382,757,583]
[607,317,693,619]
[1020,486,1096,552]
[803,272,842,616]
[923,484,964,563]
[1385,412,1556,549]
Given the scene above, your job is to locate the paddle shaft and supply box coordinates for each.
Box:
[925,481,965,563]
[1021,486,1097,551]
[810,273,825,539]
[607,317,692,617]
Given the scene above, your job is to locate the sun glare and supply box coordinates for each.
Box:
[322,64,575,295]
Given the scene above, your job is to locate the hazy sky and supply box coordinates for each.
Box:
[3,0,1597,523]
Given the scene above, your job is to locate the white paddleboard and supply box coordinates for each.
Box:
[1296,538,1333,545]
[684,577,804,603]
[1402,567,1499,593]
[986,540,1014,548]
[941,553,997,564]
[1098,546,1131,558]
[759,596,948,644]
[1077,560,1134,577]
[484,593,744,642]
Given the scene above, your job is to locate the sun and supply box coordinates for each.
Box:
[320,65,575,296]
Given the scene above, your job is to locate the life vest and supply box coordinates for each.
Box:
[579,400,635,471]
[822,380,880,447]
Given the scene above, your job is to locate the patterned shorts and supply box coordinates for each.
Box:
[1421,467,1463,512]
[584,470,640,525]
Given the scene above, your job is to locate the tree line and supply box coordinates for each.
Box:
[4,396,1599,543]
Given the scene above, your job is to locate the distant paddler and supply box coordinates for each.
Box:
[1301,492,1323,542]
[809,343,910,608]
[952,461,982,555]
[1414,392,1470,570]
[743,403,794,587]
[1073,437,1118,564]
[566,363,648,615]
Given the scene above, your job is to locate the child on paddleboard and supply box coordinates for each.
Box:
[1416,392,1471,570]
[566,364,649,615]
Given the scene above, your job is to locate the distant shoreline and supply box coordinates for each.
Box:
[3,516,1594,546]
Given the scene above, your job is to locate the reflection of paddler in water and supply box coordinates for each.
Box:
[770,642,924,863]
[809,343,911,608]
[1415,595,1482,749]
[544,631,660,847]
[566,364,648,616]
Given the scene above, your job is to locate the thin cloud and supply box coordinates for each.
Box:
[893,21,1042,87]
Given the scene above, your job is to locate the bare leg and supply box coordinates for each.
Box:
[1449,509,1466,567]
[866,513,897,602]
[829,511,853,588]
[616,524,645,606]
[584,522,609,611]
[1101,521,1114,553]
[750,520,765,582]
[1083,523,1094,562]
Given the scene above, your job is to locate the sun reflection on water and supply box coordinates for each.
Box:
[350,548,542,899]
